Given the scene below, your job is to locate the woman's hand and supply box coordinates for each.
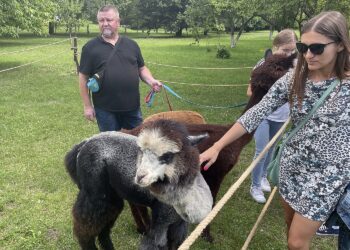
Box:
[199,145,221,171]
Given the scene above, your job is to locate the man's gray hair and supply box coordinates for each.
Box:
[97,5,119,18]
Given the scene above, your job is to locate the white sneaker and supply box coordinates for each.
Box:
[250,186,266,203]
[261,177,271,192]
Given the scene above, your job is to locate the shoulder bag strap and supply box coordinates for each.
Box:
[283,78,340,144]
[106,36,122,64]
[95,37,123,79]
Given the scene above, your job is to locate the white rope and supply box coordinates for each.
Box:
[0,38,70,56]
[178,117,291,250]
[241,186,278,250]
[146,61,253,70]
[159,79,249,87]
[0,50,68,73]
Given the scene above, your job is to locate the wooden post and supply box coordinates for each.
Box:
[71,37,79,75]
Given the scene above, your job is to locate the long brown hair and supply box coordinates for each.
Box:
[290,11,350,108]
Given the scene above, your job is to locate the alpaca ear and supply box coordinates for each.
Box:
[188,133,209,146]
[264,48,273,59]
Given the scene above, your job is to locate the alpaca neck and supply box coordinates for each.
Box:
[173,172,213,223]
[151,172,213,224]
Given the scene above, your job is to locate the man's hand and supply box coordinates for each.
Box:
[150,79,162,92]
[84,106,96,122]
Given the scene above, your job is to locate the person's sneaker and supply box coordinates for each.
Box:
[250,186,266,203]
[316,223,339,236]
[261,177,271,192]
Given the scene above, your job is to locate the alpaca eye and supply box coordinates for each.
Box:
[159,152,174,164]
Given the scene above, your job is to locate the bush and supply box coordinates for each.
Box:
[216,46,231,59]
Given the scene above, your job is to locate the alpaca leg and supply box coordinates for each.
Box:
[140,203,178,250]
[200,175,224,243]
[167,219,188,250]
[72,191,99,250]
[97,218,117,250]
[72,190,124,250]
[97,197,124,250]
[129,202,150,234]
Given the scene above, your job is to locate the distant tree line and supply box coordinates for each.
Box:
[1,0,349,47]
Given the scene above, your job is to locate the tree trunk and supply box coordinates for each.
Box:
[269,25,274,40]
[87,24,90,35]
[230,26,235,48]
[175,28,183,37]
[49,22,55,35]
[235,16,256,45]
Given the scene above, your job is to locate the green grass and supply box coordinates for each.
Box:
[0,29,337,249]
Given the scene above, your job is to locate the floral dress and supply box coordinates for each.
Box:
[238,70,350,221]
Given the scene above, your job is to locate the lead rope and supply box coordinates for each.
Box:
[162,87,173,111]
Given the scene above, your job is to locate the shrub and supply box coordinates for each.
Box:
[216,45,231,59]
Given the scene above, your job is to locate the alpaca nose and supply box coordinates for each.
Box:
[136,174,146,184]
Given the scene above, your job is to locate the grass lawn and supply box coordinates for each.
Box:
[0,27,337,249]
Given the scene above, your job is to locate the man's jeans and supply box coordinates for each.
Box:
[251,119,284,188]
[95,107,143,132]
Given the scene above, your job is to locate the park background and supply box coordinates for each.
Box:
[1,0,348,249]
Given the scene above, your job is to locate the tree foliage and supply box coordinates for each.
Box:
[0,0,57,37]
[135,0,189,36]
[1,0,349,44]
[184,0,215,40]
[55,0,85,34]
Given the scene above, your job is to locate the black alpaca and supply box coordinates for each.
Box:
[65,120,212,249]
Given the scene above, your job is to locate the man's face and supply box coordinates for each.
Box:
[97,9,120,38]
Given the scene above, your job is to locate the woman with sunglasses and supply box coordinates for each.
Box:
[200,11,350,249]
[247,29,298,204]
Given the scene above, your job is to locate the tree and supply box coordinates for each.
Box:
[255,0,300,39]
[0,0,57,37]
[53,0,85,35]
[212,0,259,48]
[184,0,216,42]
[135,0,189,36]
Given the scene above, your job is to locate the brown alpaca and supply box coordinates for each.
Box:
[126,53,296,242]
[144,110,206,124]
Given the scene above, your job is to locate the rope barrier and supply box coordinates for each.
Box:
[146,61,253,70]
[0,50,68,74]
[0,38,70,56]
[178,117,291,250]
[241,186,278,250]
[159,84,247,109]
[159,79,249,87]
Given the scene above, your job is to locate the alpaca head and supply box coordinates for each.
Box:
[134,119,212,223]
[135,119,207,188]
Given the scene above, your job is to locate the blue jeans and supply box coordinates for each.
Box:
[324,183,350,250]
[95,107,143,132]
[325,212,350,250]
[251,119,284,188]
[339,220,350,250]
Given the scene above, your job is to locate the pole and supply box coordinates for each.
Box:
[71,37,79,75]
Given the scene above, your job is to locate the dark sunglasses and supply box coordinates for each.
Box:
[296,41,336,55]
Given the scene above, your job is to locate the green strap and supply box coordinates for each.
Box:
[283,79,340,145]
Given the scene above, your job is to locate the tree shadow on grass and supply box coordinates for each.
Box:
[0,62,22,71]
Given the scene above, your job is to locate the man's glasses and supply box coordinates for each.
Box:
[296,42,336,55]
